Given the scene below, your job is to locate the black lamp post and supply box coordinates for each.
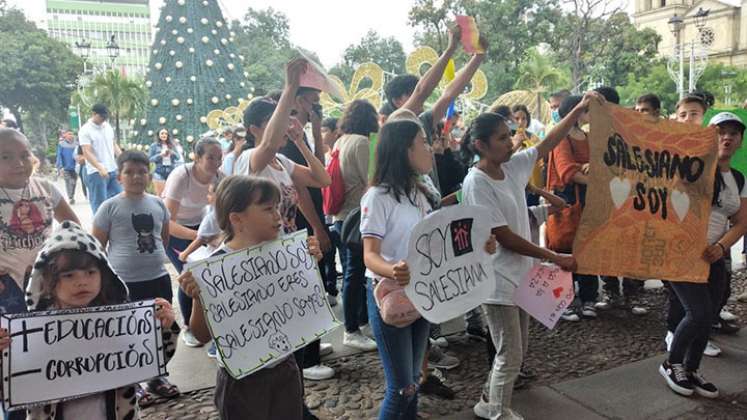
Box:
[106,35,120,67]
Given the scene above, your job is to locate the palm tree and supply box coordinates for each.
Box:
[514,48,566,121]
[81,69,146,142]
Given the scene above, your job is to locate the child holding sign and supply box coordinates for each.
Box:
[361,119,496,420]
[177,175,323,420]
[0,221,177,420]
[460,92,602,420]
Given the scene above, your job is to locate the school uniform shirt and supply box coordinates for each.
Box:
[234,148,299,233]
[461,147,539,305]
[708,170,747,245]
[162,163,220,227]
[93,193,170,283]
[0,177,62,289]
[360,186,432,279]
[78,118,117,175]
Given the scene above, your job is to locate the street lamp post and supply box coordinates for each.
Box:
[74,39,91,74]
[667,9,711,100]
[106,35,120,68]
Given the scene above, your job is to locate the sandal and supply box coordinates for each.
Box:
[136,385,156,408]
[146,377,180,399]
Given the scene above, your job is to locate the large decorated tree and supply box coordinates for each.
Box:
[133,0,251,151]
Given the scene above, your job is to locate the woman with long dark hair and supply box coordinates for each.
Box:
[149,128,183,196]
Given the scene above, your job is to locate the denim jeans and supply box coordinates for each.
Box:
[367,281,429,420]
[482,304,528,419]
[336,221,368,333]
[668,259,727,371]
[319,223,342,297]
[85,170,122,214]
[164,229,198,325]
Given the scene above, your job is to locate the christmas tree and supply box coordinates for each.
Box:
[133,0,251,152]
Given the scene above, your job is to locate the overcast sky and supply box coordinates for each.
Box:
[12,0,634,68]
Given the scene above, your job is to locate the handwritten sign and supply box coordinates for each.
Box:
[187,230,340,379]
[574,102,717,283]
[513,264,574,329]
[405,205,496,324]
[1,300,165,410]
[455,16,484,54]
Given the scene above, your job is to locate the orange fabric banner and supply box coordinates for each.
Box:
[573,102,718,283]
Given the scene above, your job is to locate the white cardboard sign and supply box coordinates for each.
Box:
[187,230,340,379]
[1,300,165,410]
[405,205,496,324]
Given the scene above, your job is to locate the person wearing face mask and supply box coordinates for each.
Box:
[545,95,600,322]
[548,90,571,126]
[659,112,747,398]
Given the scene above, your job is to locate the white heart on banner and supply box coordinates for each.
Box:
[609,177,632,209]
[671,189,691,222]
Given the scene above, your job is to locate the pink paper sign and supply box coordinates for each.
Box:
[513,264,574,329]
[297,50,344,100]
[455,15,484,54]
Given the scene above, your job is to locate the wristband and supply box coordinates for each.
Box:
[716,242,727,254]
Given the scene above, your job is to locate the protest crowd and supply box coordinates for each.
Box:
[3,16,747,420]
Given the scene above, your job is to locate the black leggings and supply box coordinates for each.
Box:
[667,259,727,371]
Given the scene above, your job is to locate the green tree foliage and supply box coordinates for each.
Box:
[232,7,294,96]
[330,30,406,83]
[550,5,661,92]
[0,8,81,160]
[408,0,562,99]
[79,70,147,142]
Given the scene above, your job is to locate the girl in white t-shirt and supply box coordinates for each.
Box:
[361,119,496,420]
[460,92,600,420]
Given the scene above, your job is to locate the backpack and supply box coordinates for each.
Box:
[322,148,346,215]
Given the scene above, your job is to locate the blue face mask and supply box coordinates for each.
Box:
[507,121,518,132]
[552,110,561,123]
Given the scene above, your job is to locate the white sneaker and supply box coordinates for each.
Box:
[665,331,673,352]
[720,310,738,322]
[360,324,375,339]
[320,342,333,357]
[327,294,338,307]
[343,331,377,351]
[182,329,203,347]
[430,337,449,348]
[704,341,721,357]
[303,364,335,381]
[473,398,524,420]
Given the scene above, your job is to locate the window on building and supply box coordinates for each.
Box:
[660,0,666,7]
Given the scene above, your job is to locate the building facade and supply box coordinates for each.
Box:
[30,0,152,76]
[634,0,747,67]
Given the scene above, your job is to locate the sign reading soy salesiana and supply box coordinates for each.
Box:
[405,205,496,324]
[1,300,166,410]
[187,230,340,379]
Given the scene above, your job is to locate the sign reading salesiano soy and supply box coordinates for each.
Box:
[574,102,718,283]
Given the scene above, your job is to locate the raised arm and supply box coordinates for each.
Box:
[250,58,307,174]
[400,26,461,114]
[535,91,605,159]
[430,36,487,124]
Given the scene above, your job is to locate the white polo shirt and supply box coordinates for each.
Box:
[79,119,117,175]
